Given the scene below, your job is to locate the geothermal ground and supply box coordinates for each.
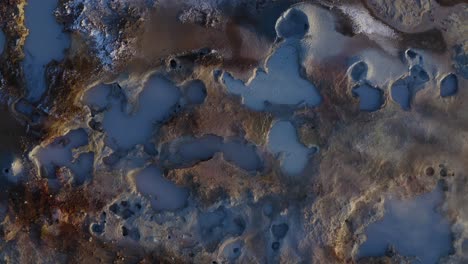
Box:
[0,0,467,263]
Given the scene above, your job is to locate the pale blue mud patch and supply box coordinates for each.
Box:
[82,84,113,111]
[30,129,92,185]
[440,73,458,98]
[358,186,453,264]
[352,84,383,112]
[32,129,88,173]
[135,166,188,211]
[85,75,181,150]
[0,29,5,55]
[348,61,368,82]
[268,121,315,175]
[184,80,207,105]
[178,80,207,109]
[160,135,263,172]
[391,80,411,110]
[391,65,429,110]
[275,8,309,39]
[221,140,262,172]
[23,0,70,102]
[177,135,223,163]
[222,43,322,111]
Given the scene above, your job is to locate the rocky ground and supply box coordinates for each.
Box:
[0,0,467,263]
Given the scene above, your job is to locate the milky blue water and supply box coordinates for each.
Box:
[135,166,188,211]
[223,43,322,111]
[358,186,453,264]
[268,121,315,175]
[23,0,70,102]
[352,84,383,112]
[440,74,458,98]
